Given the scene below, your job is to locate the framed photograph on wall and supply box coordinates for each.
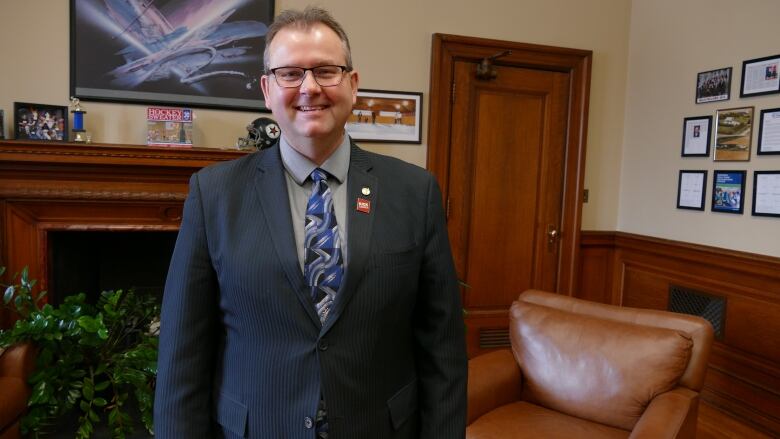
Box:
[70,0,274,111]
[677,170,707,210]
[681,116,712,157]
[714,107,753,161]
[752,171,780,217]
[13,102,68,141]
[696,67,731,104]
[345,89,423,143]
[757,107,780,155]
[739,54,780,97]
[712,170,746,214]
[0,109,5,139]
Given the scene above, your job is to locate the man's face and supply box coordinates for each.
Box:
[261,23,358,150]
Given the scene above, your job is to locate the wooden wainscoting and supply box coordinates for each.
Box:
[579,231,780,437]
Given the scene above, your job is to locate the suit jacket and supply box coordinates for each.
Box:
[154,142,467,439]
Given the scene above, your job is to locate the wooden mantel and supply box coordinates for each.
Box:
[0,139,246,326]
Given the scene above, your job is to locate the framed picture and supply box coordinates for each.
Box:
[752,171,780,217]
[681,116,712,157]
[696,67,731,104]
[739,54,780,97]
[13,102,68,141]
[0,109,5,140]
[346,89,423,143]
[677,170,707,210]
[711,170,746,214]
[70,0,274,112]
[714,107,753,161]
[757,107,780,155]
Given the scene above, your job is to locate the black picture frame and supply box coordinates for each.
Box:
[345,89,423,143]
[13,102,69,142]
[696,67,731,104]
[70,0,274,112]
[677,170,707,210]
[739,54,780,98]
[752,171,780,217]
[757,107,780,155]
[681,116,712,157]
[0,109,5,140]
[711,170,746,214]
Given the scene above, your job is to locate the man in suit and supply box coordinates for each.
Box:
[154,6,467,439]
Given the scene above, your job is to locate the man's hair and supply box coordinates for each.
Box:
[263,6,352,73]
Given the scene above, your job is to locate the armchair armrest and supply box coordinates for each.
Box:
[0,343,36,379]
[629,387,699,439]
[467,349,523,424]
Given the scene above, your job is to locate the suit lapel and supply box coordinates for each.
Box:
[253,146,321,327]
[322,144,376,334]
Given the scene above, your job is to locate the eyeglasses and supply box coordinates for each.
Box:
[269,65,352,88]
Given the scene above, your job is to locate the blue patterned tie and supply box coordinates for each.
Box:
[304,168,343,324]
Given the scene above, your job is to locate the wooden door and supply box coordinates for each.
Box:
[427,34,592,357]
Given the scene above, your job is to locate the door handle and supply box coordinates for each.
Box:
[546,225,559,244]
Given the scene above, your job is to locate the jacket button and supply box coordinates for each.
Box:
[304,417,313,429]
[318,339,328,351]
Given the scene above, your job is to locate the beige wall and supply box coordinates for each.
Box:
[0,0,630,232]
[620,0,780,257]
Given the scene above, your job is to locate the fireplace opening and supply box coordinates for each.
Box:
[48,231,178,306]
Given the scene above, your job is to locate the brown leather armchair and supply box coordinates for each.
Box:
[0,343,36,439]
[467,290,714,439]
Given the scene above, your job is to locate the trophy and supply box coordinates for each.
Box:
[70,97,88,142]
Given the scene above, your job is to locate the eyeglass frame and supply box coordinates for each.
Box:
[268,65,353,88]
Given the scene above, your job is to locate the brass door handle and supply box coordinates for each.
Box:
[547,225,559,244]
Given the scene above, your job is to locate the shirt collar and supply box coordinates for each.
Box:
[280,134,350,185]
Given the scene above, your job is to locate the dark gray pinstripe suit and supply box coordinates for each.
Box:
[154,142,467,438]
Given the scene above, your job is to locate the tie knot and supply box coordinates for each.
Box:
[310,168,328,183]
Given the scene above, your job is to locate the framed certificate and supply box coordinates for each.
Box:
[757,107,780,155]
[711,170,746,214]
[740,54,780,98]
[752,171,780,217]
[681,116,712,157]
[677,170,707,210]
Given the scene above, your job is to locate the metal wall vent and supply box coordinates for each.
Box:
[668,285,726,340]
[479,327,511,349]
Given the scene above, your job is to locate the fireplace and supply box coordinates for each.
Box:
[0,140,245,326]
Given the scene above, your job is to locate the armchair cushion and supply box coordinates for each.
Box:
[0,377,27,428]
[510,301,693,430]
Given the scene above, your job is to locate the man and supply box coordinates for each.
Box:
[154,7,466,439]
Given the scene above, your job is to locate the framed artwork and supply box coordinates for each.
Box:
[757,107,780,155]
[13,102,69,141]
[696,67,731,104]
[739,54,780,97]
[714,107,753,161]
[0,109,5,139]
[711,170,746,214]
[346,89,423,143]
[752,171,780,217]
[677,170,707,210]
[681,116,712,157]
[70,0,274,112]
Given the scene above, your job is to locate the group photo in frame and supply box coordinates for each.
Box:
[13,102,68,141]
[752,171,780,217]
[696,67,731,104]
[712,170,746,214]
[70,0,274,111]
[757,107,780,155]
[345,89,423,143]
[740,54,780,97]
[681,116,712,157]
[714,106,754,161]
[677,170,707,210]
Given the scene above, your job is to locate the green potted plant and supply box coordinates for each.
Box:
[0,267,159,439]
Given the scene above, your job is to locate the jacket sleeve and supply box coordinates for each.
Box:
[154,172,219,437]
[414,175,468,438]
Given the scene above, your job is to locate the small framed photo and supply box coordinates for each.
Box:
[0,109,5,139]
[757,107,780,155]
[346,89,423,143]
[13,102,69,141]
[714,106,753,161]
[677,170,707,210]
[696,67,731,104]
[681,116,712,157]
[739,54,780,97]
[712,170,746,214]
[752,171,780,217]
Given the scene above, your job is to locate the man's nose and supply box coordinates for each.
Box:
[299,70,321,93]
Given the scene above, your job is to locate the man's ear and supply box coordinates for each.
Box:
[349,71,360,104]
[260,75,272,110]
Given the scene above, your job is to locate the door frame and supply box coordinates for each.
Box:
[427,33,592,295]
